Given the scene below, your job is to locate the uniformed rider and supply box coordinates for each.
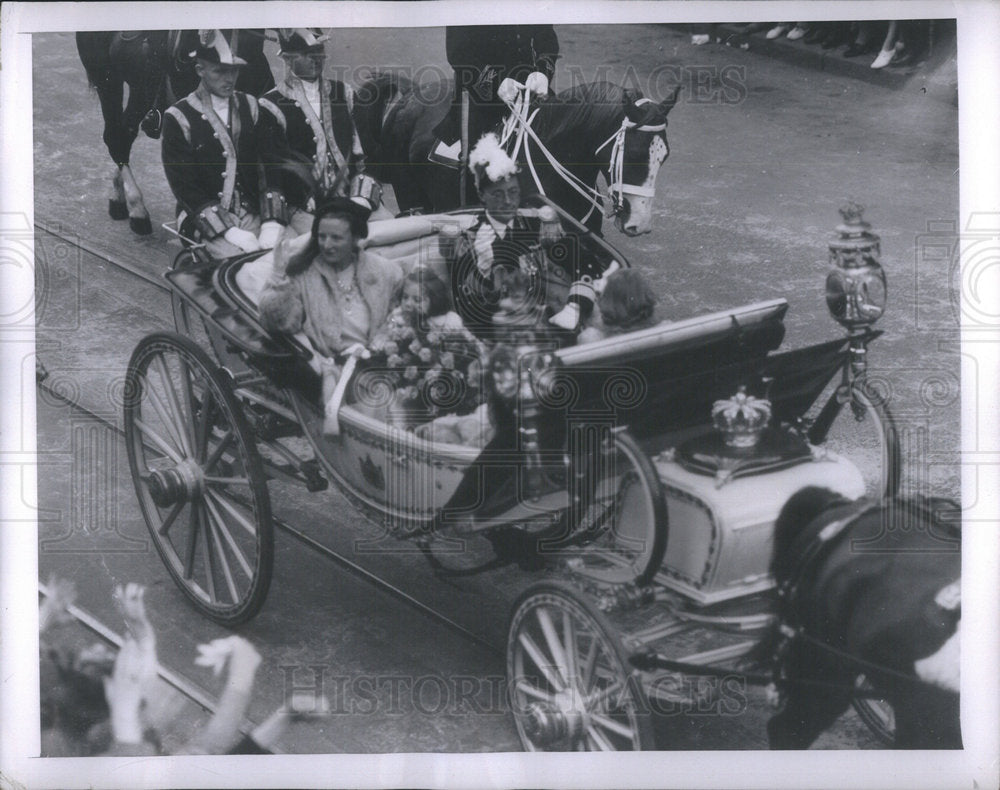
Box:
[430,25,559,167]
[161,30,273,258]
[257,28,382,241]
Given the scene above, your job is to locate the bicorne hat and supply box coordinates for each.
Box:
[278,28,329,55]
[191,30,247,66]
[468,133,519,190]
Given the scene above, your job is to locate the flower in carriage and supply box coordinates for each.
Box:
[409,339,423,355]
[440,351,455,370]
[426,330,441,346]
[404,365,419,381]
[387,353,404,368]
[384,340,399,356]
[418,347,433,363]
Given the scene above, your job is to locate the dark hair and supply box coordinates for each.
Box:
[287,198,370,276]
[598,268,657,330]
[40,646,111,740]
[403,268,451,318]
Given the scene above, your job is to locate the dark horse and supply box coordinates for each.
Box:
[352,73,679,236]
[760,486,961,749]
[76,30,274,235]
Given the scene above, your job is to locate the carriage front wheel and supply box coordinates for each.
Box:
[805,379,901,500]
[124,332,274,625]
[507,580,656,751]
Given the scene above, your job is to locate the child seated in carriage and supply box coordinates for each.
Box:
[577,268,660,344]
[372,268,487,435]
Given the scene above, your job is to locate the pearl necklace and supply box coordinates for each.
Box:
[332,263,358,314]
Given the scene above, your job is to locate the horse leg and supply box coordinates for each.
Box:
[109,167,128,220]
[767,687,852,749]
[118,165,152,236]
[891,688,962,749]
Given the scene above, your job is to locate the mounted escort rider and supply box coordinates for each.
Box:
[257,28,385,241]
[449,134,611,337]
[161,30,276,259]
[429,25,559,170]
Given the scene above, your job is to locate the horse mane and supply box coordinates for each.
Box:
[532,81,628,144]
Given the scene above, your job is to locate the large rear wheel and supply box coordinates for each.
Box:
[124,332,273,625]
[507,580,655,751]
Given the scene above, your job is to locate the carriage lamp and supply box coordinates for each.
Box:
[825,202,887,330]
[712,386,771,448]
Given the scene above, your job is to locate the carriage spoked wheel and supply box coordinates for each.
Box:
[507,580,655,751]
[124,332,273,625]
[554,430,667,587]
[805,378,901,500]
[852,675,896,746]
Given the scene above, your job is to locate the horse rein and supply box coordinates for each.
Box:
[499,85,667,223]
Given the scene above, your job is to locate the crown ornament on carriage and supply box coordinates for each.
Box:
[712,386,772,448]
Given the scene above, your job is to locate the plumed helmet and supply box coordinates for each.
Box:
[191,30,247,66]
[468,133,519,190]
[278,28,329,55]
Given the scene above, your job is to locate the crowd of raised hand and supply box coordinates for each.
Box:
[39,576,329,756]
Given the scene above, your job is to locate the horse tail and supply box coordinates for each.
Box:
[76,31,115,90]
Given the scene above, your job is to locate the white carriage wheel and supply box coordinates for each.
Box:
[124,332,274,625]
[558,430,667,587]
[507,580,656,751]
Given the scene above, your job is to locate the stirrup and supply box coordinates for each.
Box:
[141,109,162,139]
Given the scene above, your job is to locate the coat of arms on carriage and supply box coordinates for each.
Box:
[359,454,386,490]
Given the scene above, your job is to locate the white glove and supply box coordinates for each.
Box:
[341,342,371,360]
[224,226,261,253]
[257,221,283,250]
[550,302,581,330]
[592,261,621,295]
[498,77,522,104]
[525,71,549,96]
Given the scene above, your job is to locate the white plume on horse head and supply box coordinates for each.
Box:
[468,133,519,187]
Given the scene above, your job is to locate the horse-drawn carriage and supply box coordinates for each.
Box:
[124,197,902,750]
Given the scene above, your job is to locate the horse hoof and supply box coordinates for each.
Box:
[108,199,128,220]
[129,216,153,235]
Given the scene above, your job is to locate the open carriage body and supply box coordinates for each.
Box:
[125,197,900,750]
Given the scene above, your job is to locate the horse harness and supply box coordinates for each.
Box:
[630,498,959,702]
[498,84,667,223]
[768,498,961,705]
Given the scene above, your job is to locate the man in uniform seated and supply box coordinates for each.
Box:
[257,28,383,242]
[161,30,277,259]
[448,133,607,339]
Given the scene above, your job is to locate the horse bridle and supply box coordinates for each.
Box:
[499,85,667,223]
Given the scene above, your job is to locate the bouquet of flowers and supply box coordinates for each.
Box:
[382,317,484,426]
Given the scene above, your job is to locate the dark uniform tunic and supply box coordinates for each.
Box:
[257,78,366,225]
[434,25,560,148]
[162,89,271,241]
[452,207,609,339]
